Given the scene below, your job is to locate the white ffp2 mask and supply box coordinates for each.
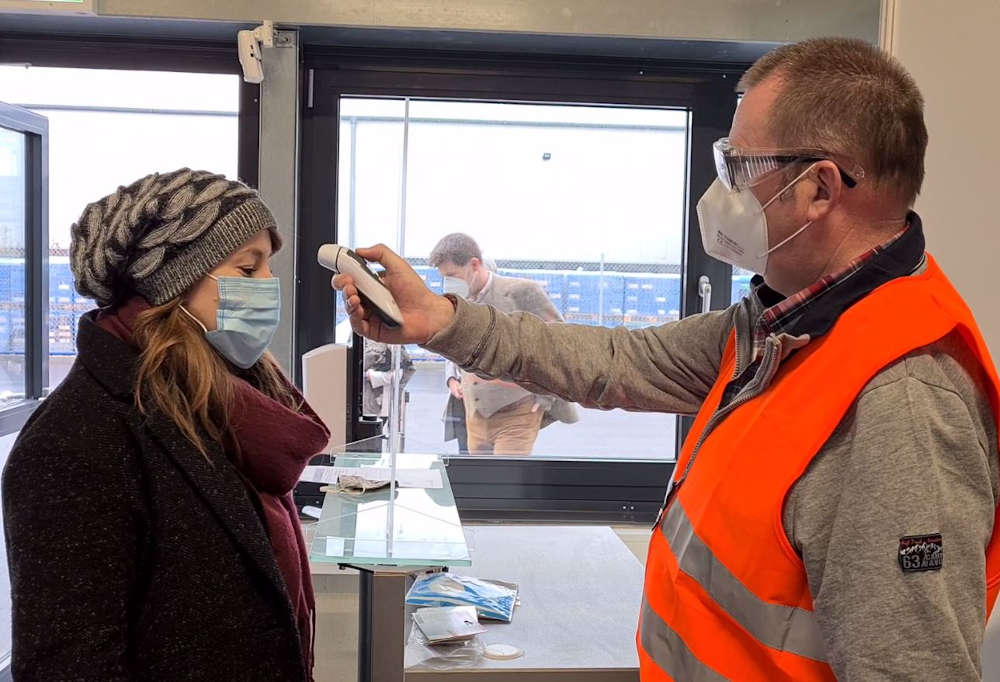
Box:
[696,164,817,275]
[442,276,470,298]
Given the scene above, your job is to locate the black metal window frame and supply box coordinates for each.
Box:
[0,34,260,188]
[298,47,743,523]
[0,33,261,434]
[0,103,48,435]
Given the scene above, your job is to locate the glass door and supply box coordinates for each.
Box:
[298,52,739,521]
[333,96,689,460]
[0,99,49,673]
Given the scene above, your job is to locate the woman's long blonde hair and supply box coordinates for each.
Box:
[131,298,298,458]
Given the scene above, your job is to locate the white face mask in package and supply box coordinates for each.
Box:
[406,573,519,623]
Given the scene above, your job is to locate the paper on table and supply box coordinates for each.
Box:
[300,465,443,489]
[360,467,443,489]
[301,465,357,485]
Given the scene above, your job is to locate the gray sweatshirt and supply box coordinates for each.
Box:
[424,278,999,680]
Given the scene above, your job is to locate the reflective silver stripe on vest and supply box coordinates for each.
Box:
[640,597,728,681]
[661,500,827,662]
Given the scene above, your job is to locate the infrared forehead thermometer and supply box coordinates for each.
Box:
[318,244,404,328]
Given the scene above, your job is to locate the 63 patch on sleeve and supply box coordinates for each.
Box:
[898,534,943,573]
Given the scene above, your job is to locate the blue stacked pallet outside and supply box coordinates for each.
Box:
[646,275,680,325]
[52,260,77,355]
[622,275,642,329]
[0,260,13,355]
[10,262,26,354]
[0,260,11,355]
[623,273,681,329]
[563,271,601,326]
[599,274,626,327]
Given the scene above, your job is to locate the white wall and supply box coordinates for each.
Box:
[885,1,1000,677]
[887,0,1000,363]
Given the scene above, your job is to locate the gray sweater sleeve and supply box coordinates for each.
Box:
[784,334,999,681]
[423,296,737,414]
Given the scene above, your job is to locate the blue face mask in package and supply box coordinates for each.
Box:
[406,573,518,623]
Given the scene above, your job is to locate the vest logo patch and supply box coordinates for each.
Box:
[898,534,943,573]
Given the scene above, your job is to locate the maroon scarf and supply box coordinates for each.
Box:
[97,298,330,678]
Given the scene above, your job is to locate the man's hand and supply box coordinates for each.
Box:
[447,377,464,400]
[331,244,456,345]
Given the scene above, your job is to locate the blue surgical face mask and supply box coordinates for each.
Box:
[181,274,281,369]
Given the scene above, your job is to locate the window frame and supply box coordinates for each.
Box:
[298,47,743,523]
[0,102,47,435]
[0,34,260,187]
[0,34,261,434]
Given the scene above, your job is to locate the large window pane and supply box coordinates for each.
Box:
[0,66,240,391]
[337,97,688,461]
[0,127,26,407]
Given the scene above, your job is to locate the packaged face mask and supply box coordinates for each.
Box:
[406,572,519,623]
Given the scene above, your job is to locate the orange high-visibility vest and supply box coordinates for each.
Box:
[638,255,1000,681]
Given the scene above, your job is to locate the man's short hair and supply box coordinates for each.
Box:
[739,37,927,207]
[429,233,482,267]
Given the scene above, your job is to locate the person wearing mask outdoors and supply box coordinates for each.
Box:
[429,233,577,455]
[335,39,1000,680]
[3,169,327,680]
[441,255,495,453]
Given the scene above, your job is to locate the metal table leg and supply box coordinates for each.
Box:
[354,567,411,682]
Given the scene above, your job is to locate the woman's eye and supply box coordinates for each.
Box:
[240,267,256,276]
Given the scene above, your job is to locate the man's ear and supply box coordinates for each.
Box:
[806,161,843,222]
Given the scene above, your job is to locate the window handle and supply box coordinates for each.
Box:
[698,275,712,314]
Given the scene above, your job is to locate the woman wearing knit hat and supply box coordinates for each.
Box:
[2,169,328,680]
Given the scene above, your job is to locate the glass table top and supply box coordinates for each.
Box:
[308,452,471,567]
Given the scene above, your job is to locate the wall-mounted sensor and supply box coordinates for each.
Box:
[237,20,274,84]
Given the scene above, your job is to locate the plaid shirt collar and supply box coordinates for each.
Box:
[748,213,925,363]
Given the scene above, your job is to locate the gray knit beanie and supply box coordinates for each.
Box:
[70,168,279,307]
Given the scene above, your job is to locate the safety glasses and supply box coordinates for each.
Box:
[712,138,863,192]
